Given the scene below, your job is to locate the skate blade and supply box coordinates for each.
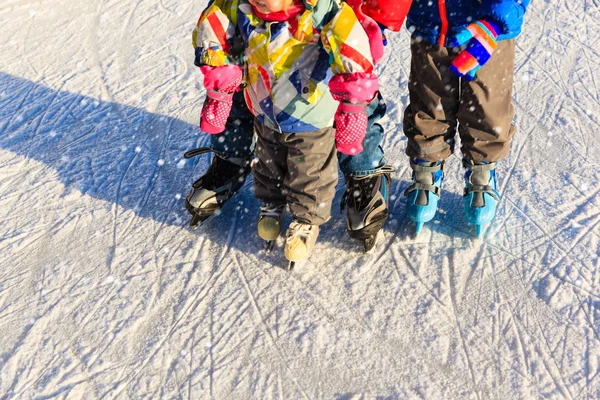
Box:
[476,224,484,238]
[363,235,377,252]
[287,261,296,271]
[190,215,205,230]
[415,222,424,235]
[189,209,217,229]
[264,240,275,253]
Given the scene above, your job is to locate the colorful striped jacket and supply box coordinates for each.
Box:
[406,0,530,47]
[192,0,375,133]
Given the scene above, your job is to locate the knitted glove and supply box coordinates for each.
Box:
[449,20,500,81]
[329,73,379,155]
[199,65,243,134]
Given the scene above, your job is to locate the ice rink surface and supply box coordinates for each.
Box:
[1,0,600,398]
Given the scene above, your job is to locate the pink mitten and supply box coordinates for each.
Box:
[329,73,379,155]
[199,65,243,134]
[334,102,368,155]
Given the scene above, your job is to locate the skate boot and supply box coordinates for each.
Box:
[257,203,286,252]
[183,147,251,228]
[284,221,319,270]
[404,159,445,234]
[463,160,500,237]
[341,165,394,252]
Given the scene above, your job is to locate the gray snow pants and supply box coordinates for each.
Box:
[252,120,338,225]
[403,36,517,163]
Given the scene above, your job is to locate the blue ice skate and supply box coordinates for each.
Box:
[463,160,501,237]
[404,159,444,234]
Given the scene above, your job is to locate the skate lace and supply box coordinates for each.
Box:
[286,221,313,241]
[260,203,285,218]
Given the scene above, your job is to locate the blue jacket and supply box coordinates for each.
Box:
[406,0,530,47]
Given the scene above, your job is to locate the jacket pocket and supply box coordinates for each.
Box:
[290,70,326,105]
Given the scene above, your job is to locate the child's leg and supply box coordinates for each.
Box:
[457,39,517,234]
[337,92,393,250]
[184,91,254,227]
[252,119,288,206]
[457,39,517,163]
[280,127,336,263]
[252,120,288,243]
[402,37,464,233]
[283,127,338,225]
[209,90,255,160]
[403,37,461,162]
[337,92,387,177]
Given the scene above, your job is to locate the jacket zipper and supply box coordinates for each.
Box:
[437,0,448,47]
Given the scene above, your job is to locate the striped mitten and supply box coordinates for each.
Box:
[449,20,500,81]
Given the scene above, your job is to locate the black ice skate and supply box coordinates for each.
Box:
[183,147,252,229]
[341,165,394,252]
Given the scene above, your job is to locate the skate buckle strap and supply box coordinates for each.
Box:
[409,160,444,173]
[404,182,440,197]
[463,160,497,172]
[463,184,500,201]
